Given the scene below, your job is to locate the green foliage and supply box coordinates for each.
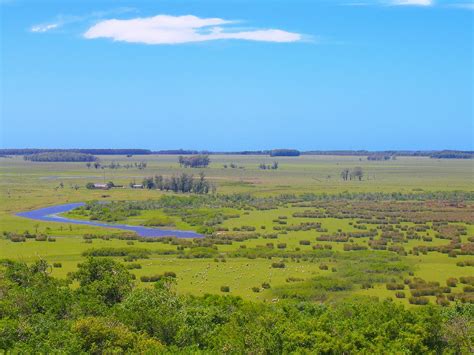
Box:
[1,259,472,353]
[82,247,151,259]
[71,257,134,305]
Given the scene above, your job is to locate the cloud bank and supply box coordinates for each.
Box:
[83,15,302,44]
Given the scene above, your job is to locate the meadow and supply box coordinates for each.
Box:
[1,154,472,306]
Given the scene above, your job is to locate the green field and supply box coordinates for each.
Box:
[1,154,473,306]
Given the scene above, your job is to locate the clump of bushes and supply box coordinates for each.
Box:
[140,275,163,283]
[460,276,474,285]
[409,297,429,305]
[82,247,151,260]
[436,296,450,306]
[457,260,474,267]
[140,271,176,282]
[220,286,230,293]
[126,263,142,270]
[286,277,304,283]
[395,291,405,298]
[446,278,458,287]
[53,262,62,268]
[272,262,285,269]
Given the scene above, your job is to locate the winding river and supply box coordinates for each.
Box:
[16,203,203,238]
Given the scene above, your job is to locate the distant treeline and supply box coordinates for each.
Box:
[429,150,473,159]
[303,150,473,159]
[2,148,472,159]
[24,152,97,162]
[1,149,152,155]
[147,149,474,159]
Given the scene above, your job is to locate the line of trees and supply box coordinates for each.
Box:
[86,161,147,170]
[270,149,300,157]
[430,151,473,159]
[178,155,210,168]
[367,155,396,161]
[341,167,364,181]
[2,149,151,155]
[141,172,212,194]
[24,152,97,162]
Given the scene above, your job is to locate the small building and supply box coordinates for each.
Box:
[131,184,143,189]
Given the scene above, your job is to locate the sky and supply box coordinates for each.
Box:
[1,0,473,151]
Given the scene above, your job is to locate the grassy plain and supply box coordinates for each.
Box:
[0,154,473,305]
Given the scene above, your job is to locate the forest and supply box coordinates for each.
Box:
[1,257,472,353]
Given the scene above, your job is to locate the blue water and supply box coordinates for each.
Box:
[16,203,203,238]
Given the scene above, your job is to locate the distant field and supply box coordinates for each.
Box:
[0,154,473,305]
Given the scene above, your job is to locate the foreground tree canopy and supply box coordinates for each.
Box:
[0,258,472,353]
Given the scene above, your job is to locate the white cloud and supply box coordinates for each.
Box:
[83,15,302,44]
[389,0,433,5]
[343,0,434,6]
[31,23,59,33]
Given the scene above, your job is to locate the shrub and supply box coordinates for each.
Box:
[125,263,142,270]
[272,262,285,269]
[460,276,474,285]
[386,283,404,290]
[277,243,287,249]
[446,278,458,287]
[463,285,474,293]
[299,240,310,246]
[436,296,450,306]
[286,277,304,283]
[251,287,260,293]
[319,264,329,270]
[261,282,271,289]
[409,297,429,305]
[10,235,26,242]
[140,275,162,283]
[220,286,230,293]
[53,262,62,268]
[395,291,405,298]
[164,271,177,278]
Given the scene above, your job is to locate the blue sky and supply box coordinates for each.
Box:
[1,0,472,150]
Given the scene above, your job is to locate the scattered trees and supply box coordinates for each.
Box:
[341,167,364,181]
[259,161,279,170]
[367,155,395,161]
[178,155,210,168]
